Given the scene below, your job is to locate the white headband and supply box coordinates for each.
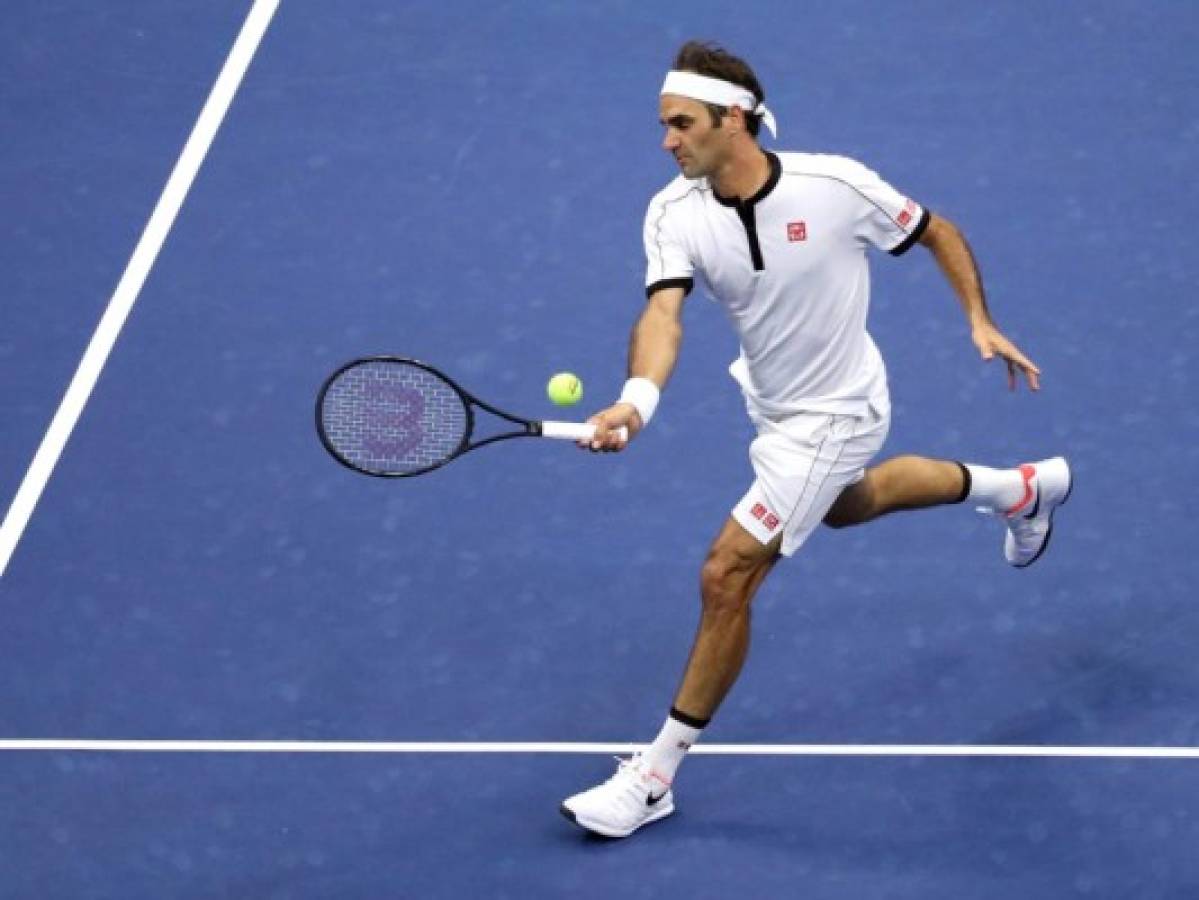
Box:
[660,70,778,138]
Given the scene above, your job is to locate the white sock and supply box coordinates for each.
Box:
[964,463,1031,514]
[641,709,707,784]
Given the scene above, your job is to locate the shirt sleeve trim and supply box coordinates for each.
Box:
[646,277,694,299]
[889,208,931,257]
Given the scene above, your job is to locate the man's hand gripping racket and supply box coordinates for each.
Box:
[316,357,625,477]
[582,402,643,452]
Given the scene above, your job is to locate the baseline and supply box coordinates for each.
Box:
[1,740,1197,759]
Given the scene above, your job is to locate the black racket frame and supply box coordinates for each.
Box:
[315,356,548,477]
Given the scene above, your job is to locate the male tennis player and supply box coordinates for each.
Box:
[559,41,1072,838]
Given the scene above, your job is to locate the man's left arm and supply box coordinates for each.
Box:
[918,212,1042,391]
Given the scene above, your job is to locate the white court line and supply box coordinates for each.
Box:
[0,0,281,579]
[1,740,1198,758]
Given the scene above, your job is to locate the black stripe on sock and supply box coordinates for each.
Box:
[953,462,971,504]
[669,706,711,730]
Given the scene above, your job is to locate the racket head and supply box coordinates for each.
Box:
[316,357,473,477]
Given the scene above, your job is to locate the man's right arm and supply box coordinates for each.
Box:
[586,285,687,451]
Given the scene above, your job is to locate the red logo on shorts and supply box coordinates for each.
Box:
[750,502,780,531]
[787,221,807,242]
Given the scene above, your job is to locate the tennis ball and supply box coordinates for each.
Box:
[547,372,583,406]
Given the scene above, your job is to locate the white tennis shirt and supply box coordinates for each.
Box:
[644,151,929,416]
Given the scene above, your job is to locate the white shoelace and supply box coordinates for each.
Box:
[602,756,664,810]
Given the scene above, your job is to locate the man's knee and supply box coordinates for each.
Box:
[699,540,776,614]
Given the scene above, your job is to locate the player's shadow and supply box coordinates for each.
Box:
[974,643,1195,746]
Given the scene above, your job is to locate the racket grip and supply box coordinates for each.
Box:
[541,421,629,442]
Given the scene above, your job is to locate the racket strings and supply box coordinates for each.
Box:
[320,361,468,474]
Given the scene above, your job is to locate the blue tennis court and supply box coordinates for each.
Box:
[2,2,1198,897]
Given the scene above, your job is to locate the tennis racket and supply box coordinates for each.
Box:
[316,356,622,477]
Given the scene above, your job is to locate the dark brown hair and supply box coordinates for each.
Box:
[673,41,766,137]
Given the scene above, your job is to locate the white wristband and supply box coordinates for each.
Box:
[619,377,660,426]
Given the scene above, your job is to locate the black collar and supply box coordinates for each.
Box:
[713,151,781,208]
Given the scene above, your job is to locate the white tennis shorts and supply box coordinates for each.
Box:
[732,397,891,556]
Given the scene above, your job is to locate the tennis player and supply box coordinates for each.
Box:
[560,41,1072,838]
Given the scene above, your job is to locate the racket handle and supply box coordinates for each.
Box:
[541,421,629,442]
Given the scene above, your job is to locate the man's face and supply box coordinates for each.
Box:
[659,94,727,179]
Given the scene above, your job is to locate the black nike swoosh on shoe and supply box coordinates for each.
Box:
[1025,484,1041,519]
[646,791,667,807]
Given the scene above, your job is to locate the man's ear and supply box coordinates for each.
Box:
[726,105,747,135]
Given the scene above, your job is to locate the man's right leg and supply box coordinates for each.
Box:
[559,518,780,838]
[560,407,889,838]
[671,516,782,721]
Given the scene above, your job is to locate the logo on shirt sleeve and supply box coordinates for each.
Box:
[786,221,807,242]
[897,199,918,229]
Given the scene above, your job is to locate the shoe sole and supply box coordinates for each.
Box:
[1014,458,1073,569]
[559,801,675,838]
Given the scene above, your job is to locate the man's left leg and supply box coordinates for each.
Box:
[825,454,1072,567]
[822,455,967,524]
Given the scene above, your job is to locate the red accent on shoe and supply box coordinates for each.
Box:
[1003,464,1037,517]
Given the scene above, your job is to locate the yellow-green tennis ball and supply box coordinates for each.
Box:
[547,372,583,406]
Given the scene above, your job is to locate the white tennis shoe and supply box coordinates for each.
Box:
[560,755,674,838]
[991,456,1073,567]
